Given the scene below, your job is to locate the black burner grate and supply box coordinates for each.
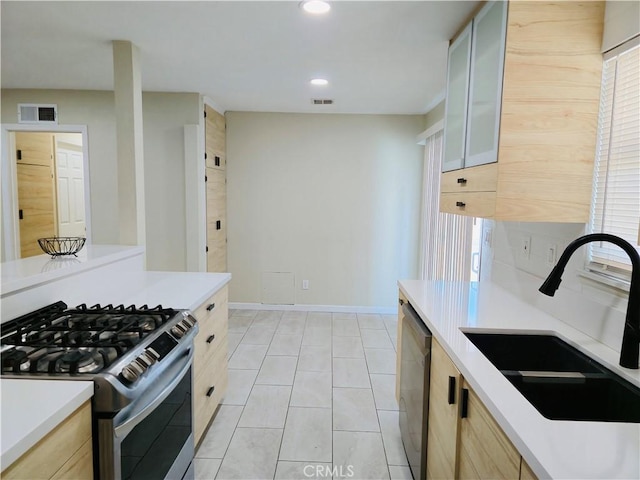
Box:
[1,301,178,375]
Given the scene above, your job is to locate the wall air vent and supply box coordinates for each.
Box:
[18,104,58,124]
[312,99,334,105]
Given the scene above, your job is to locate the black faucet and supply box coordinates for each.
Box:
[539,233,640,369]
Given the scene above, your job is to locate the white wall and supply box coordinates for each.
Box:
[1,89,201,271]
[2,89,119,244]
[226,112,424,309]
[602,0,640,52]
[483,221,629,354]
[142,92,200,271]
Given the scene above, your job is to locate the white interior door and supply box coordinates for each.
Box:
[56,147,86,237]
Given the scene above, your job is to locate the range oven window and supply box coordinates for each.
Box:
[120,367,192,479]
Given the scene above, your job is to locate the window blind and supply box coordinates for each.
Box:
[589,37,640,274]
[419,129,473,281]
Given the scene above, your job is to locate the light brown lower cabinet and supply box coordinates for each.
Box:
[193,285,229,446]
[426,340,462,479]
[401,328,539,480]
[2,401,93,480]
[458,380,521,479]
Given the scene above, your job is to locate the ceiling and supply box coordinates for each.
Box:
[1,1,478,114]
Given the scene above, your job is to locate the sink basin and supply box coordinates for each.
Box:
[464,332,603,373]
[503,372,640,422]
[463,332,640,423]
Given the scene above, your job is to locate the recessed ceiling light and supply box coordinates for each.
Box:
[300,0,331,15]
[310,78,329,86]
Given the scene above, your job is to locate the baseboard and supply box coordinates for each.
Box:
[229,302,396,315]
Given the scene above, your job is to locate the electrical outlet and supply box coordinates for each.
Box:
[547,244,557,266]
[483,228,493,248]
[302,280,309,290]
[521,236,531,259]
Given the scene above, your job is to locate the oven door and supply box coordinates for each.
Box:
[97,354,194,480]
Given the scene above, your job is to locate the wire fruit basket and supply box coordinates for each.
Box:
[37,237,86,257]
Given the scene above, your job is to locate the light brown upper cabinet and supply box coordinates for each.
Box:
[441,1,605,222]
[205,104,227,272]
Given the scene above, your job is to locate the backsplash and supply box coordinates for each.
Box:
[482,220,629,353]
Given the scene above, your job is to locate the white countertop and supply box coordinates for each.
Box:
[1,270,231,469]
[1,244,144,296]
[399,279,640,480]
[1,379,94,468]
[109,271,232,311]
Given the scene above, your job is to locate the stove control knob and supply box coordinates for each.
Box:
[120,362,144,384]
[135,353,153,369]
[171,323,187,338]
[182,312,197,328]
[179,319,193,332]
[139,351,156,366]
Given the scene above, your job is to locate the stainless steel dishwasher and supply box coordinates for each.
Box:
[398,301,432,480]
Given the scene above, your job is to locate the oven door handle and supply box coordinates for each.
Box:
[114,350,192,439]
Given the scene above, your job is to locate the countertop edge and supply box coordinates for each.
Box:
[1,245,145,296]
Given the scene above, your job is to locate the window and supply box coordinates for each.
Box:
[588,36,640,279]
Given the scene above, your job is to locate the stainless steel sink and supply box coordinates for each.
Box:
[463,332,640,423]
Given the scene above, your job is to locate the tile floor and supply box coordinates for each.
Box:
[194,310,411,480]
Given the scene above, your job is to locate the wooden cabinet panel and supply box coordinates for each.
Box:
[205,104,227,273]
[2,401,92,480]
[51,439,93,480]
[206,168,227,272]
[17,162,56,258]
[194,287,229,376]
[194,341,228,445]
[520,459,537,480]
[193,286,229,446]
[440,192,496,218]
[426,339,462,480]
[441,164,498,193]
[205,105,226,169]
[15,132,54,167]
[458,381,521,480]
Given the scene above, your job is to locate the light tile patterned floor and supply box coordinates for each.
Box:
[194,309,410,480]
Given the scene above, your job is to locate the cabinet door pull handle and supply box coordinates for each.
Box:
[461,388,469,418]
[456,201,466,208]
[215,156,221,167]
[398,298,405,306]
[206,303,215,311]
[457,178,467,184]
[206,386,215,397]
[206,334,215,344]
[216,220,221,230]
[448,376,456,405]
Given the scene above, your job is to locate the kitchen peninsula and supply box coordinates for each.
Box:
[1,245,231,478]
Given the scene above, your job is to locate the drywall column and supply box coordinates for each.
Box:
[113,40,146,247]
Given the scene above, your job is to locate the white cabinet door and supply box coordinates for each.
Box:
[442,23,472,173]
[465,1,507,168]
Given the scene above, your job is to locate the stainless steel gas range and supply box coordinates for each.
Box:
[1,301,198,480]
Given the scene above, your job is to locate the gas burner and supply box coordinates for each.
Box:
[1,348,30,373]
[56,348,104,374]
